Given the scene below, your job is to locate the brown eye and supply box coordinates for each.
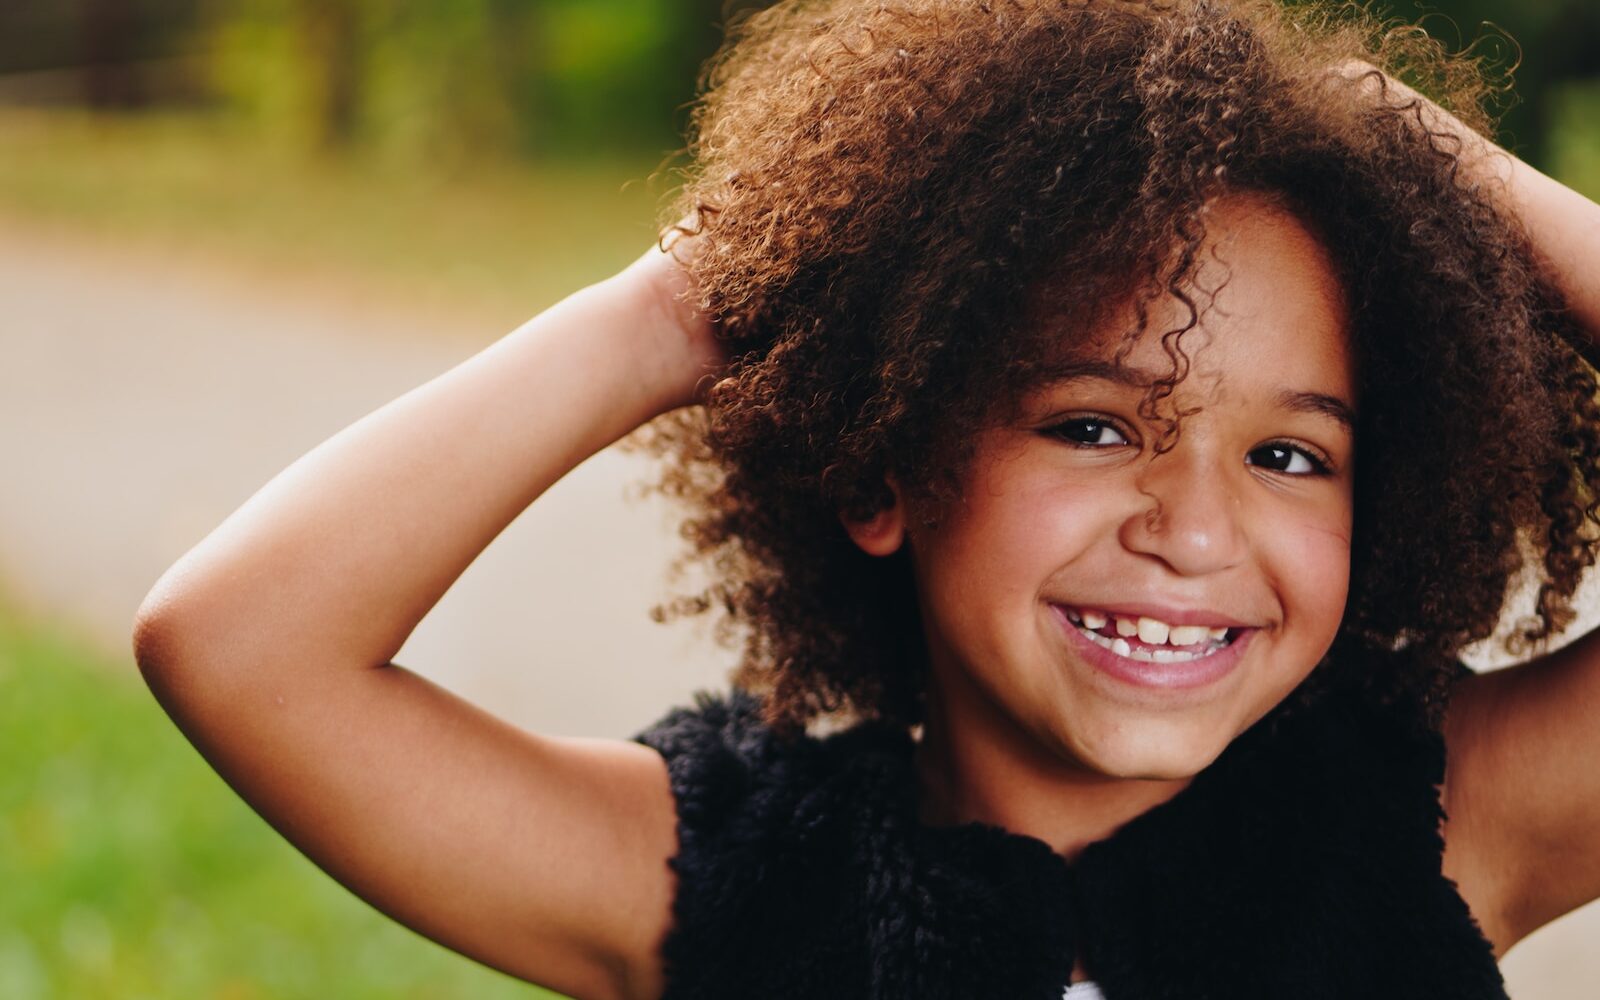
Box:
[1246,443,1330,476]
[1047,417,1130,448]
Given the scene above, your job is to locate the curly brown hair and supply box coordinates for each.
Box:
[621,0,1600,741]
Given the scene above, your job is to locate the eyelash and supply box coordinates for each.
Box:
[1043,416,1335,477]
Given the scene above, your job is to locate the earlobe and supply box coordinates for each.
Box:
[839,476,907,557]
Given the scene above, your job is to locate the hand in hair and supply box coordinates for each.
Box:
[615,213,732,410]
[1334,58,1600,346]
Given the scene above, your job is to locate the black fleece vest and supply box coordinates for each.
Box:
[630,677,1508,1000]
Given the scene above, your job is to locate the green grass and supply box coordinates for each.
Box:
[0,600,567,1000]
[0,108,676,328]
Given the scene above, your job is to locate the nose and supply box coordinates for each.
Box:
[1118,445,1247,577]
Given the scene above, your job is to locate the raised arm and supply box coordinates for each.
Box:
[132,225,725,1000]
[1337,59,1600,344]
[1339,61,1600,955]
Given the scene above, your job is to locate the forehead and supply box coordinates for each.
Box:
[1032,191,1355,411]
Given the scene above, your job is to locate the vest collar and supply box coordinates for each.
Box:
[801,682,1509,999]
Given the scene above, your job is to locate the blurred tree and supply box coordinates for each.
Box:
[292,0,363,148]
[529,0,682,156]
[484,0,543,151]
[80,0,145,107]
[362,0,530,160]
[1289,0,1600,163]
[658,1,774,145]
[3,0,1592,169]
[0,0,202,108]
[200,0,778,160]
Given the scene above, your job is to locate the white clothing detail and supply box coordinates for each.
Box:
[1062,981,1107,999]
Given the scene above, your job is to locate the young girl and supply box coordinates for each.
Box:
[133,1,1600,998]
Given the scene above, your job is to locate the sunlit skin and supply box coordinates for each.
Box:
[841,191,1358,871]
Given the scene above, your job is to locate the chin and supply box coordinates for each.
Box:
[1069,720,1231,781]
[1091,752,1214,782]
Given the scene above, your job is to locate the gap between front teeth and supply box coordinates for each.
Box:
[1074,622,1226,662]
[1068,608,1229,647]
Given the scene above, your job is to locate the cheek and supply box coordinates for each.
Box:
[931,501,1055,609]
[935,476,1097,593]
[912,476,1108,659]
[1279,513,1353,643]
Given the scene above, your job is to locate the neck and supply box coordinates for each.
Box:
[912,662,1192,863]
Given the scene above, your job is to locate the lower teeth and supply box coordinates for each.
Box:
[1073,623,1226,663]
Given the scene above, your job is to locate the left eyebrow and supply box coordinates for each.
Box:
[1041,359,1356,432]
[1277,389,1356,433]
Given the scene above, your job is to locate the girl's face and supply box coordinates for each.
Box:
[849,191,1357,779]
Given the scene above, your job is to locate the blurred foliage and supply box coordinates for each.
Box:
[199,0,770,160]
[1290,0,1600,164]
[2,0,1584,167]
[1549,77,1600,193]
[0,595,569,999]
[0,0,768,161]
[0,1,1593,315]
[0,2,1594,319]
[0,0,201,78]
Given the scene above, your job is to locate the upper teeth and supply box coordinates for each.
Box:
[1069,608,1228,646]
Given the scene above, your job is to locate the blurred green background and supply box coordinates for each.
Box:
[2,1,1598,998]
[0,0,1595,321]
[0,592,553,999]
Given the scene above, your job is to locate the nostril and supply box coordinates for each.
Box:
[1143,500,1163,532]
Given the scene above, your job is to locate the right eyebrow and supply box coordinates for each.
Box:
[1276,389,1356,433]
[1040,358,1167,389]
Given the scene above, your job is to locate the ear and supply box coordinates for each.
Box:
[838,475,907,557]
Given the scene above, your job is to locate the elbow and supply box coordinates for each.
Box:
[131,584,193,680]
[130,609,185,722]
[131,592,221,718]
[131,607,174,683]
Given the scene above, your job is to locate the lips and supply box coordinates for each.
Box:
[1055,605,1238,650]
[1051,604,1255,691]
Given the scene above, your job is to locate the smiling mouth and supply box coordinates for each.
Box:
[1056,606,1243,664]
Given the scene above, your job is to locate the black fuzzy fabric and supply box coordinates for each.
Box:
[630,679,1508,999]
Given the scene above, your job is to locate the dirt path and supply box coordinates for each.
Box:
[0,220,736,742]
[1,220,1594,995]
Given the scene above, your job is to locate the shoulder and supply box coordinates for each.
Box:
[630,686,918,869]
[1437,665,1521,956]
[629,688,944,997]
[631,685,776,767]
[631,686,817,832]
[632,685,912,809]
[627,688,808,1000]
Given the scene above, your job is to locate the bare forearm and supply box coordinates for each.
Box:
[1344,61,1600,340]
[134,273,693,675]
[1480,151,1600,341]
